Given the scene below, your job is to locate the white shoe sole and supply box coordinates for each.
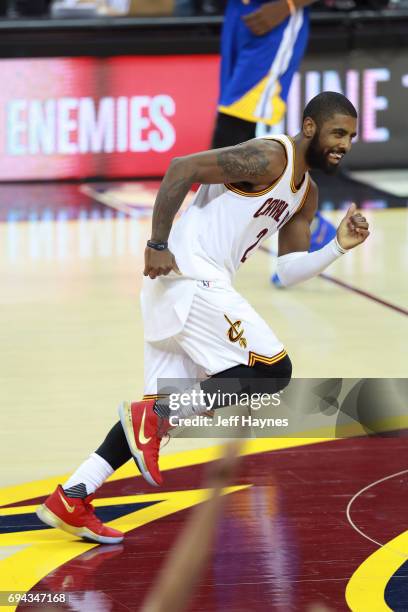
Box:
[118,400,159,487]
[36,504,123,544]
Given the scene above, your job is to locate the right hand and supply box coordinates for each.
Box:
[336,203,370,251]
[243,1,289,36]
[144,246,181,279]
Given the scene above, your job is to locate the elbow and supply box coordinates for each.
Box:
[277,265,306,287]
[276,251,308,288]
[169,156,183,170]
[277,274,295,288]
[168,156,198,182]
[168,156,193,175]
[276,263,294,288]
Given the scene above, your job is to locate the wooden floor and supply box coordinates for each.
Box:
[0,181,407,611]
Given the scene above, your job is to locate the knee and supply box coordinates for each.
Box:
[276,354,292,387]
[253,354,292,393]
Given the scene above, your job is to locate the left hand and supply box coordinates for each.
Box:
[336,203,370,250]
[144,246,181,279]
[242,1,289,36]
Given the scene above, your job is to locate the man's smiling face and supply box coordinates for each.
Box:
[305,113,357,174]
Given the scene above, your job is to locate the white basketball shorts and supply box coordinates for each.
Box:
[143,280,286,396]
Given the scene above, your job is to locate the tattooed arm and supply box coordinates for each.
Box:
[144,139,286,279]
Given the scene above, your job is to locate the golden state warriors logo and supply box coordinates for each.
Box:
[224,314,247,349]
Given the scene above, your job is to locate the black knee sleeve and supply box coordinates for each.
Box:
[201,353,292,409]
[252,354,292,393]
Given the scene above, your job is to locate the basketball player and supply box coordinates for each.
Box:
[212,0,337,287]
[36,92,369,544]
[212,0,312,145]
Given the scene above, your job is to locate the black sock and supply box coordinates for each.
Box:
[95,421,132,471]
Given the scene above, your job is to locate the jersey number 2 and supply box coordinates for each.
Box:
[240,228,268,263]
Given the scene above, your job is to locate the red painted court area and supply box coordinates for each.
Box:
[18,435,408,611]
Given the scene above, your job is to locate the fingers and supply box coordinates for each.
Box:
[147,261,181,279]
[143,248,182,279]
[337,207,370,249]
[243,11,268,36]
[144,266,174,279]
[345,202,357,218]
[347,212,369,236]
[347,219,368,229]
[348,227,370,240]
[347,214,370,242]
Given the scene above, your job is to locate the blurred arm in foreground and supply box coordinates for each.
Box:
[140,442,242,612]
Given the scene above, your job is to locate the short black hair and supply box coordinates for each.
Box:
[303,91,357,126]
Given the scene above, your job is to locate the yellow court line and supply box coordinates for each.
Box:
[0,438,328,507]
[2,431,408,610]
[0,493,186,517]
[2,417,407,508]
[3,417,407,508]
[346,530,408,612]
[0,487,249,547]
[0,485,249,612]
[0,437,325,612]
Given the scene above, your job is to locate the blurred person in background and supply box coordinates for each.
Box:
[212,0,337,286]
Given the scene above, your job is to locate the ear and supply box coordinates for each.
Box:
[302,116,316,140]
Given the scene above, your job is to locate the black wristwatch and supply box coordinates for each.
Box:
[147,239,168,251]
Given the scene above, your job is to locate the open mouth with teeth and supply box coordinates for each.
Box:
[327,152,344,164]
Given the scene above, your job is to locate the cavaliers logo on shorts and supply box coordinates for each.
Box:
[224,314,247,349]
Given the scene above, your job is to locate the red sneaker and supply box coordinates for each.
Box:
[36,485,124,544]
[118,399,169,487]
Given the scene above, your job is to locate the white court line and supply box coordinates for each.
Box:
[346,468,408,557]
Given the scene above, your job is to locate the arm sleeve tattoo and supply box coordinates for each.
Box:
[216,144,270,181]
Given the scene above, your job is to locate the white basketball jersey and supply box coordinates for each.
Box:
[169,135,310,281]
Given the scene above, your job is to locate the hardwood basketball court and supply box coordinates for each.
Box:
[0,178,407,611]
